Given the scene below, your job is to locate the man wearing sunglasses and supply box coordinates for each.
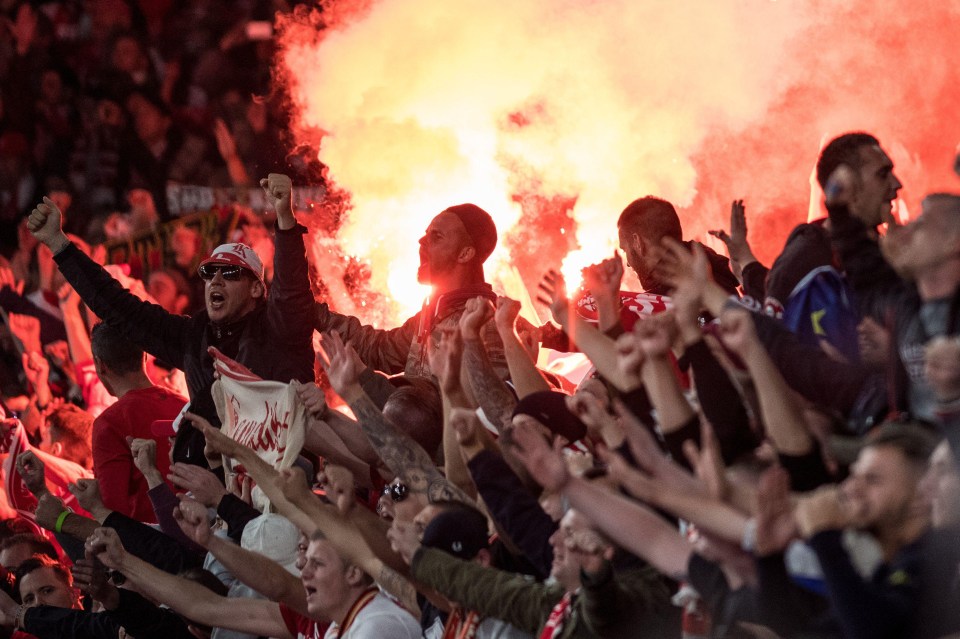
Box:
[27,174,316,468]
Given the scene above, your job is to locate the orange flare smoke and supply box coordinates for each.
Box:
[276,0,960,326]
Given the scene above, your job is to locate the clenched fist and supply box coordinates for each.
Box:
[259,173,295,229]
[27,196,70,253]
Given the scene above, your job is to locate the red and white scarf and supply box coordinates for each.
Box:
[539,591,575,639]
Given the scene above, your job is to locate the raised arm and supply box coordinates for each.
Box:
[507,421,693,580]
[296,382,377,486]
[719,306,814,456]
[493,296,551,397]
[27,197,190,367]
[86,526,292,639]
[708,199,762,286]
[57,283,93,363]
[320,331,473,505]
[260,174,316,353]
[460,297,518,431]
[538,269,629,390]
[603,448,750,544]
[426,326,478,498]
[633,313,696,433]
[581,253,625,333]
[176,497,308,614]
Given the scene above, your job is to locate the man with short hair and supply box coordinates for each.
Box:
[15,555,82,610]
[89,322,185,522]
[795,421,960,639]
[0,552,225,639]
[617,195,739,297]
[826,167,960,419]
[0,534,58,573]
[85,526,421,639]
[39,405,93,470]
[27,174,316,467]
[411,503,532,639]
[315,204,506,378]
[392,506,675,639]
[816,132,903,229]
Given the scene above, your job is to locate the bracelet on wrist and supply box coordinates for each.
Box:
[54,509,71,534]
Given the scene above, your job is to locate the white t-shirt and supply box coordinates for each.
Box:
[324,592,420,639]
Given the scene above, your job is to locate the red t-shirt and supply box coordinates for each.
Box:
[92,386,186,523]
[278,602,329,639]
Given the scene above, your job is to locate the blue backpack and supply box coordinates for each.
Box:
[782,265,861,363]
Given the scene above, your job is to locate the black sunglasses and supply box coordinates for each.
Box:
[198,264,245,281]
[382,482,409,503]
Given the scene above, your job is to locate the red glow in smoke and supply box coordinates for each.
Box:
[275,0,960,326]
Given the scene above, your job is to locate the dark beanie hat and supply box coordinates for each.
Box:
[422,506,489,560]
[445,204,498,263]
[512,390,587,443]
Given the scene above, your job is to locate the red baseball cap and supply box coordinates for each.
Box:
[151,403,191,437]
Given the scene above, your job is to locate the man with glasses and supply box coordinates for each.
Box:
[27,174,316,467]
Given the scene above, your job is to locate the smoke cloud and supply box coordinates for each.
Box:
[276,0,960,324]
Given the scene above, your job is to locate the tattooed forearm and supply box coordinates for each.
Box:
[347,391,473,505]
[378,564,420,616]
[462,337,517,434]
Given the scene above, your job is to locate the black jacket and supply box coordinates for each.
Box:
[53,224,316,466]
[827,203,960,421]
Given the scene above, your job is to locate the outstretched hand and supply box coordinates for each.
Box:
[320,464,357,515]
[168,462,228,508]
[657,237,711,296]
[566,391,620,443]
[317,331,365,401]
[450,407,495,453]
[186,412,242,459]
[537,269,572,327]
[754,465,798,555]
[0,264,24,296]
[614,331,646,390]
[506,417,570,493]
[600,445,656,502]
[275,466,313,508]
[682,420,729,501]
[708,200,756,279]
